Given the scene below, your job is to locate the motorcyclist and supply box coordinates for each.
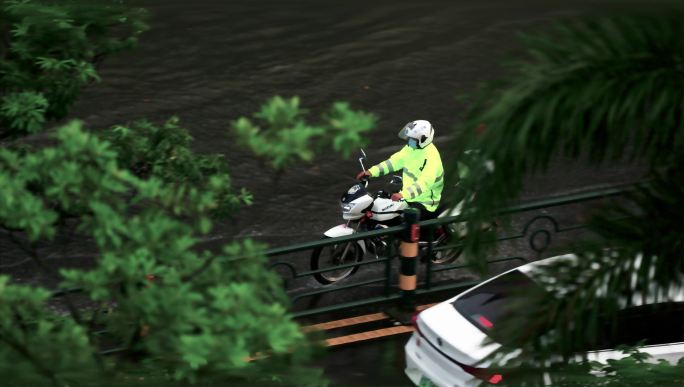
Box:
[356,120,444,220]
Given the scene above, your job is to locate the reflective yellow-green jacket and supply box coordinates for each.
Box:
[368,143,444,212]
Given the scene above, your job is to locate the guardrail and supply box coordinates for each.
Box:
[39,182,637,360]
[267,183,635,318]
[47,183,635,320]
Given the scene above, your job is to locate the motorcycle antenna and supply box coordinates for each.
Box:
[359,149,367,171]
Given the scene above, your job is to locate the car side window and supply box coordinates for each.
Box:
[607,302,684,348]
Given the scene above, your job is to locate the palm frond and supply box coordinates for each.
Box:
[482,147,684,384]
[452,9,684,383]
[452,9,684,269]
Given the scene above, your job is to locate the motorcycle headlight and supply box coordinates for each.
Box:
[341,203,356,213]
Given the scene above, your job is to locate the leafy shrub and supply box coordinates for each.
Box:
[103,117,252,217]
[0,91,48,133]
[0,0,147,138]
[232,96,377,170]
[0,122,314,385]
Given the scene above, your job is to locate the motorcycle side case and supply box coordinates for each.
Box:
[323,224,367,254]
[371,198,407,221]
[438,200,467,237]
[438,200,463,217]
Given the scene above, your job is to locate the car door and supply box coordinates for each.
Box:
[639,342,684,364]
[591,301,684,363]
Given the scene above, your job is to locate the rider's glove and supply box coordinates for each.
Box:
[391,192,403,202]
[356,170,371,181]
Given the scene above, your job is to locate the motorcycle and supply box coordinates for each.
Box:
[310,150,467,285]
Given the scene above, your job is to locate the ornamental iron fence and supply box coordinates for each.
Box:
[267,183,634,318]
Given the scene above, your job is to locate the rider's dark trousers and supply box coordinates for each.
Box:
[408,202,437,221]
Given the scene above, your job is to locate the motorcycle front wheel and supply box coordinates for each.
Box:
[310,237,364,284]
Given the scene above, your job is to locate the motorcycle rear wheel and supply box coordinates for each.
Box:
[310,237,364,284]
[430,224,464,264]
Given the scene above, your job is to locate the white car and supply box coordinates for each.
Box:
[404,254,684,387]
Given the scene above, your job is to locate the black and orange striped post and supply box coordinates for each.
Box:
[399,208,420,312]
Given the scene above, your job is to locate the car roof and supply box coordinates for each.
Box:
[516,253,684,305]
[517,253,577,274]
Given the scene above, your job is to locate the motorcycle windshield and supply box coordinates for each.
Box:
[341,183,368,203]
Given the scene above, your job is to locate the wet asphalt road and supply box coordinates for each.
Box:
[321,335,414,386]
[66,0,644,247]
[2,0,644,273]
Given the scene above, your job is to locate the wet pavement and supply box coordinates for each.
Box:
[66,0,643,247]
[321,335,414,386]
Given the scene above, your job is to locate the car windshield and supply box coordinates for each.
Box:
[452,269,547,341]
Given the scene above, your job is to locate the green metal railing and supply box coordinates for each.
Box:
[48,183,635,320]
[40,182,637,359]
[268,183,634,318]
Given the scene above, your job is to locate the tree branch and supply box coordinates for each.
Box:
[0,330,61,387]
[0,22,10,61]
[181,255,216,282]
[7,232,85,326]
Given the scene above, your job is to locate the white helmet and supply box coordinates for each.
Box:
[398,120,434,149]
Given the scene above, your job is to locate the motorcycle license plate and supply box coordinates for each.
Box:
[419,375,437,387]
